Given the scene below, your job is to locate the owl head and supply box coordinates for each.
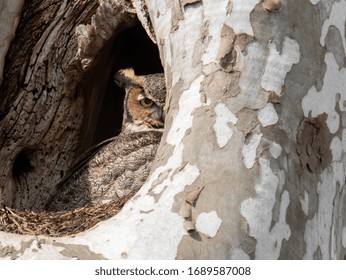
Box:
[114,68,166,133]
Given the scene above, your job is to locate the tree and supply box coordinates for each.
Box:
[0,0,346,260]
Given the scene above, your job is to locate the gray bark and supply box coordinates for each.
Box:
[0,0,346,260]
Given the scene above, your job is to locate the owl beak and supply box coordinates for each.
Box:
[156,116,164,129]
[155,113,164,129]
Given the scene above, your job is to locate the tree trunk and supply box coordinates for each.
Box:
[1,0,346,260]
[0,0,139,211]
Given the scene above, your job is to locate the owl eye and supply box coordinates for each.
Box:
[139,97,154,108]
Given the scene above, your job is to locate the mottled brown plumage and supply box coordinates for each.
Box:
[46,69,166,212]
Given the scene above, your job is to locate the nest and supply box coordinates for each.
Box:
[0,196,129,237]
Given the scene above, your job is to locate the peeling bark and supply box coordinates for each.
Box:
[146,0,346,260]
[0,0,346,260]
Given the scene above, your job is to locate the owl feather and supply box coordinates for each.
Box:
[46,69,166,211]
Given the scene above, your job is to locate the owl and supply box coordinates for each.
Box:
[46,68,166,212]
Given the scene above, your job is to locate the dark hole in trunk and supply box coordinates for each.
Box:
[78,22,163,154]
[12,148,34,178]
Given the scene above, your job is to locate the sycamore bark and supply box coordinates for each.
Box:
[0,0,346,260]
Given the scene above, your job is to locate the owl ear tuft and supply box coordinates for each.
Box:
[114,68,143,88]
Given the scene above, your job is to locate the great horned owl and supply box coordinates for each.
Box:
[46,69,166,212]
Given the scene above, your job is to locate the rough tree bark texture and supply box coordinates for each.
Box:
[0,0,136,211]
[1,0,346,260]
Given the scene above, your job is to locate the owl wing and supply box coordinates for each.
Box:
[59,136,117,187]
[44,136,117,211]
[46,131,162,212]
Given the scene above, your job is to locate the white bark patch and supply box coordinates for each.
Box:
[227,0,260,36]
[302,52,346,134]
[320,0,346,52]
[258,103,279,127]
[303,162,342,259]
[242,133,262,169]
[269,142,282,159]
[342,227,346,248]
[342,129,346,151]
[195,211,222,238]
[330,136,342,162]
[169,4,204,86]
[168,75,204,145]
[0,0,24,84]
[261,37,300,95]
[153,0,167,16]
[201,0,229,68]
[151,0,171,66]
[299,190,309,216]
[213,103,238,148]
[310,0,320,5]
[241,158,291,259]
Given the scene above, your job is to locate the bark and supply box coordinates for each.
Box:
[0,0,137,210]
[1,0,346,260]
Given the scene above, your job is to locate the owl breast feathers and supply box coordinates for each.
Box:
[46,69,166,212]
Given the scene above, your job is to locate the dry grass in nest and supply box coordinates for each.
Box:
[0,196,130,237]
